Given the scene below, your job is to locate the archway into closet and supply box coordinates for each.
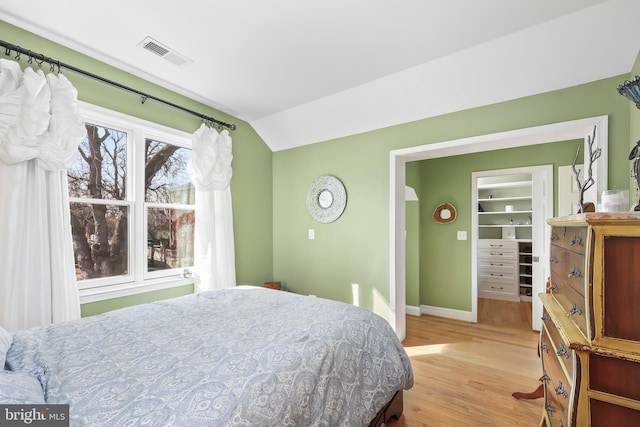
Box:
[389,116,608,341]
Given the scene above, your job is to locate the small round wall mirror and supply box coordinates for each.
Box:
[318,189,334,209]
[306,175,347,223]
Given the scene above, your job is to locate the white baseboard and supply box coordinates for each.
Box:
[405,305,421,316]
[419,304,474,322]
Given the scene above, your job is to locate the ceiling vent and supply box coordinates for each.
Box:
[137,36,192,67]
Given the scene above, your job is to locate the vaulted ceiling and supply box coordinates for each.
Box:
[1,0,638,151]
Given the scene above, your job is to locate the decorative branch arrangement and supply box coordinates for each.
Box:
[572,125,601,213]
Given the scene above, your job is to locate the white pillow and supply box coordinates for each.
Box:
[0,371,45,404]
[0,327,11,369]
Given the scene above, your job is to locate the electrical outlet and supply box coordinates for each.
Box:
[457,230,467,240]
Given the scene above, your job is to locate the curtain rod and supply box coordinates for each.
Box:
[0,40,236,131]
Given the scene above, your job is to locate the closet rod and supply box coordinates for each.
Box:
[0,40,236,131]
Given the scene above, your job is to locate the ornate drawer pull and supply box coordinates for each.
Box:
[542,313,550,322]
[489,273,504,277]
[540,342,549,353]
[557,344,570,360]
[551,233,559,241]
[550,256,558,264]
[548,283,558,292]
[546,403,556,414]
[555,381,569,399]
[570,235,582,246]
[568,267,582,278]
[568,303,583,316]
[541,372,550,383]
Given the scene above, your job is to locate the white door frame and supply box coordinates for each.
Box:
[389,116,608,340]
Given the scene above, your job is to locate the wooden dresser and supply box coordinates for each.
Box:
[540,213,640,426]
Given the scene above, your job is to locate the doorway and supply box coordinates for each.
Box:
[390,116,608,340]
[473,165,553,328]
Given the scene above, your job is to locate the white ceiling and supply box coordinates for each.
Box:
[1,0,639,151]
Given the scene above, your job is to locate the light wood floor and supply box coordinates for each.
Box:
[387,298,542,427]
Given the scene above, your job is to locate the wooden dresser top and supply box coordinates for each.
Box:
[548,212,640,226]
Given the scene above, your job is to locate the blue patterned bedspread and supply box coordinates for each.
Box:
[6,287,413,426]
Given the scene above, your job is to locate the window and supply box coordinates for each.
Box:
[68,103,194,302]
[144,139,195,274]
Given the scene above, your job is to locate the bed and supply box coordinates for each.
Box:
[1,286,413,426]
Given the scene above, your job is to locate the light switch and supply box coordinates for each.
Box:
[457,230,467,240]
[308,229,315,240]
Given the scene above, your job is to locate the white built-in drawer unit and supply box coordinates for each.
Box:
[477,239,519,301]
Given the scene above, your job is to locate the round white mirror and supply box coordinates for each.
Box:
[318,190,334,208]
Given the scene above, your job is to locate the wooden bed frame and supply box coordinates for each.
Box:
[368,390,404,427]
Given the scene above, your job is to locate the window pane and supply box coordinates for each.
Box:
[70,202,129,280]
[68,123,127,200]
[145,139,194,204]
[147,208,195,272]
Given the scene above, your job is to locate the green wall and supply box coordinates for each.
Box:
[415,140,581,310]
[81,285,195,317]
[273,75,632,319]
[0,21,274,316]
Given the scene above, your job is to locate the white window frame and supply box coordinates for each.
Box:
[74,102,194,304]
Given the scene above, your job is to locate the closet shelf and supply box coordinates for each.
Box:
[478,210,532,215]
[477,180,532,189]
[478,196,531,202]
[478,224,532,228]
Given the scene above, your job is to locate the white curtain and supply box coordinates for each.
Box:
[188,123,236,292]
[0,59,86,332]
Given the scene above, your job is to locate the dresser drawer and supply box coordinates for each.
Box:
[549,278,588,339]
[542,327,573,426]
[478,239,518,250]
[550,226,587,255]
[478,277,517,294]
[478,240,518,261]
[542,309,573,381]
[590,399,640,426]
[478,248,518,261]
[478,258,516,272]
[478,268,517,282]
[600,235,640,345]
[589,353,640,401]
[544,381,569,427]
[550,246,586,297]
